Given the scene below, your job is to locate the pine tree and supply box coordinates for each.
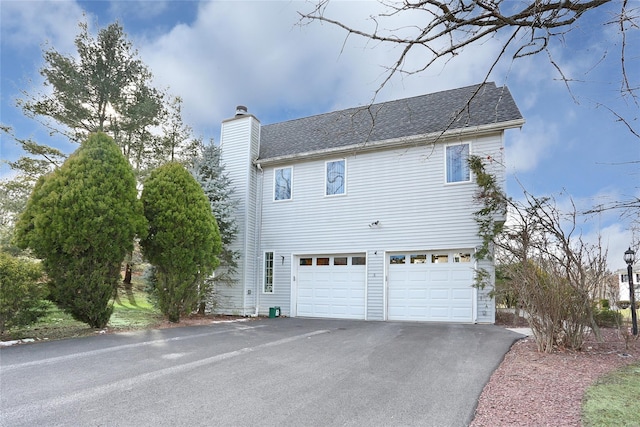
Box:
[141,162,222,322]
[13,133,146,328]
[190,143,239,312]
[18,21,163,153]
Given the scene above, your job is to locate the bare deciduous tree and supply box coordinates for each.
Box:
[301,1,638,122]
[495,194,608,352]
[471,156,608,352]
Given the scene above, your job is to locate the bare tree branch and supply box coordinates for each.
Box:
[299,0,638,137]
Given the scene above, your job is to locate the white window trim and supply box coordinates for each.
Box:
[325,158,347,197]
[263,251,274,294]
[444,142,472,185]
[273,166,293,202]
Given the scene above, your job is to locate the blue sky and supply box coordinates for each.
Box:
[1,1,639,270]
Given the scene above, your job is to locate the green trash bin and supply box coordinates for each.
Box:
[269,306,281,318]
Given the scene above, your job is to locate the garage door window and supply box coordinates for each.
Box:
[300,258,312,266]
[317,257,330,266]
[432,253,449,263]
[454,253,472,263]
[411,254,427,264]
[352,256,366,265]
[390,255,405,264]
[334,257,348,265]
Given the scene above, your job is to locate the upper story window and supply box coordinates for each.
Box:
[446,143,470,183]
[326,159,346,196]
[274,167,292,201]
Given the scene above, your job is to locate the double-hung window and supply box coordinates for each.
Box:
[326,159,346,196]
[263,252,274,293]
[274,167,292,201]
[446,143,470,183]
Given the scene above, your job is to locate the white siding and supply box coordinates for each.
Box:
[259,134,504,320]
[245,118,261,313]
[218,115,260,315]
[259,252,292,315]
[367,250,384,320]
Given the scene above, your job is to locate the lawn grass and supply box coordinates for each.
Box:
[1,278,163,342]
[2,301,96,341]
[110,284,162,329]
[582,363,640,427]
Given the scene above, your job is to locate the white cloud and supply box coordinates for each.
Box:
[135,1,519,140]
[0,1,84,53]
[584,222,636,272]
[505,116,557,174]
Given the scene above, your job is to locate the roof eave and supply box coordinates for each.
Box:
[255,118,525,167]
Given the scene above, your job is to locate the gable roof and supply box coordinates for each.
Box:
[258,82,523,162]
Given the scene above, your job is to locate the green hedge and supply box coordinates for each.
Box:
[0,252,48,334]
[594,309,622,328]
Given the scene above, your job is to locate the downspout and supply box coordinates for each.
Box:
[251,162,264,317]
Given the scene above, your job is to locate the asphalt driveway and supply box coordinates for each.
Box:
[0,318,522,427]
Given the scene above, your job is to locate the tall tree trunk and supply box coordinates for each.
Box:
[123,263,132,287]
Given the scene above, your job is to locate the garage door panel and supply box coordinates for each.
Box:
[430,271,449,281]
[408,271,428,281]
[298,288,313,298]
[407,308,428,319]
[388,290,406,301]
[297,303,313,313]
[431,289,453,300]
[314,289,330,298]
[452,289,473,300]
[332,272,349,282]
[331,306,348,315]
[430,308,449,318]
[408,289,428,299]
[313,304,330,315]
[333,289,351,298]
[452,307,472,317]
[297,254,366,320]
[388,251,474,322]
[452,269,473,281]
[298,272,314,281]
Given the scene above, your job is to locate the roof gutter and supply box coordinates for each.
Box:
[254,118,525,167]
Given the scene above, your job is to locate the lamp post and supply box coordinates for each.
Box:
[624,247,637,336]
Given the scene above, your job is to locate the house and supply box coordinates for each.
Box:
[616,267,640,305]
[216,82,524,323]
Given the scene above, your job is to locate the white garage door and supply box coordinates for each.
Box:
[297,254,366,319]
[388,251,474,322]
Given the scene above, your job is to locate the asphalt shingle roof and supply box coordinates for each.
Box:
[258,82,523,161]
